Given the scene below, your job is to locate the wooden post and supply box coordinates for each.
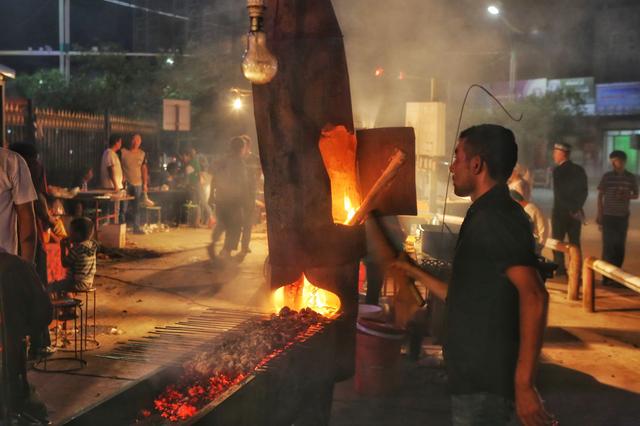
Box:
[346,149,407,226]
[567,244,582,301]
[582,256,595,313]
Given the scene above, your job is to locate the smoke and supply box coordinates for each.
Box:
[332,0,595,132]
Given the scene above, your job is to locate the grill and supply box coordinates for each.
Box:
[96,308,265,366]
[64,308,339,426]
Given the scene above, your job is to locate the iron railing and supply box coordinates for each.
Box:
[5,101,159,186]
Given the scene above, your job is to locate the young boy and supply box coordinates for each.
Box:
[49,217,98,295]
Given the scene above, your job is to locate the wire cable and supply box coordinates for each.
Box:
[439,84,523,238]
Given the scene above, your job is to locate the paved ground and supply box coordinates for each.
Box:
[30,226,272,424]
[28,186,640,425]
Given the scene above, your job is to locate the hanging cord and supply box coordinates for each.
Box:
[439,84,523,237]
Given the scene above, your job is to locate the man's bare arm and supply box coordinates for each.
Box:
[506,265,554,426]
[108,165,118,190]
[16,202,36,262]
[392,258,448,301]
[142,163,149,192]
[596,190,604,224]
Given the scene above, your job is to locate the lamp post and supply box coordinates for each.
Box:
[487,3,524,100]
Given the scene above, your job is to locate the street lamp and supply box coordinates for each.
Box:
[486,3,521,100]
[232,97,243,111]
[487,5,500,16]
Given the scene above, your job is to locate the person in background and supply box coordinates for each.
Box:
[0,251,52,424]
[510,190,548,254]
[197,154,214,228]
[393,125,553,426]
[0,146,37,263]
[72,167,94,216]
[508,163,531,202]
[74,166,94,192]
[100,134,126,222]
[551,142,588,276]
[179,146,201,207]
[238,135,261,255]
[161,161,181,190]
[596,150,639,286]
[120,134,148,234]
[49,217,98,295]
[9,142,57,358]
[8,143,56,278]
[208,137,250,260]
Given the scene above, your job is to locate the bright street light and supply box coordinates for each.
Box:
[232,97,243,111]
[487,5,500,16]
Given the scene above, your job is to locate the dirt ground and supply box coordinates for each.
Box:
[28,188,640,425]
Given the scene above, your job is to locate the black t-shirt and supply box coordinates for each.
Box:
[444,184,538,400]
[552,160,588,214]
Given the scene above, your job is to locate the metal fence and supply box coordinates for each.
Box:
[5,101,159,186]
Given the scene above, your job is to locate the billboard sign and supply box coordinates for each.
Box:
[596,82,640,116]
[547,77,595,115]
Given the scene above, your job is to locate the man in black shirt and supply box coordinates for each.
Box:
[394,125,554,426]
[551,142,588,275]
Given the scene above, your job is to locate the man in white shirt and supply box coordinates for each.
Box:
[100,134,125,223]
[120,134,148,234]
[511,190,548,254]
[0,147,37,261]
[100,134,124,191]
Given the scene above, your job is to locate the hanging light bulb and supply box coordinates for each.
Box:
[242,0,278,85]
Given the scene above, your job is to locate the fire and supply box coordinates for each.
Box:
[318,125,362,225]
[344,194,357,224]
[272,275,341,318]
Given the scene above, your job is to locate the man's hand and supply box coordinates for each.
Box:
[389,254,448,301]
[390,256,416,276]
[515,384,556,426]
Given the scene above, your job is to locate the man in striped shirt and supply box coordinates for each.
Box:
[597,150,639,285]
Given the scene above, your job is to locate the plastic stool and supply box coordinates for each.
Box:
[145,206,162,225]
[183,202,199,227]
[74,288,99,350]
[34,298,86,372]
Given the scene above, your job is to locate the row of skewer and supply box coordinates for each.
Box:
[97,308,268,366]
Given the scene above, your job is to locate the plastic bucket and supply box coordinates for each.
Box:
[357,304,383,320]
[355,318,404,396]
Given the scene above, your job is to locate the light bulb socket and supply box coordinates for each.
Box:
[249,16,264,33]
[247,3,266,18]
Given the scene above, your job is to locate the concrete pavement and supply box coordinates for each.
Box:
[28,185,640,425]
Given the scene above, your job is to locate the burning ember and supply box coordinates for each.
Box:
[272,274,341,318]
[138,308,330,423]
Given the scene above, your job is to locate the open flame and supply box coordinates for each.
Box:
[272,274,341,318]
[344,194,357,224]
[318,125,362,225]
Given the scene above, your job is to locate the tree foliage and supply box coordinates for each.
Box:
[461,89,586,166]
[11,44,239,121]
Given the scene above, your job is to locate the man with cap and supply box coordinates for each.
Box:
[551,142,588,275]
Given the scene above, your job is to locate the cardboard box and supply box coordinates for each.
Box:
[98,223,126,248]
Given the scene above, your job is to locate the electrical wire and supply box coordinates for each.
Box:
[439,83,523,237]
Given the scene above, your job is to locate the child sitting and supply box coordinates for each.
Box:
[49,217,98,295]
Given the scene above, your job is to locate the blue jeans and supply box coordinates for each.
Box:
[451,393,514,426]
[126,184,143,232]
